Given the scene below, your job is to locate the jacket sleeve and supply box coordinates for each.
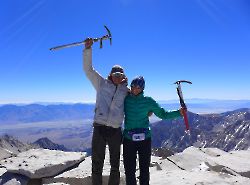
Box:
[83,48,104,90]
[148,97,181,120]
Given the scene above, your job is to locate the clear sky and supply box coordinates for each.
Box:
[1,0,250,103]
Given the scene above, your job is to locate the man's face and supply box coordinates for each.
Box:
[111,73,124,85]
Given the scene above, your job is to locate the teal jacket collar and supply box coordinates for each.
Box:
[129,91,144,98]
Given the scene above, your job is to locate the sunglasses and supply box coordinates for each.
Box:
[111,73,124,78]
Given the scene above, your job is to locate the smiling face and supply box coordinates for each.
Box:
[131,85,143,96]
[111,73,124,85]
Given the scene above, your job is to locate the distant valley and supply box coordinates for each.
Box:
[0,100,250,153]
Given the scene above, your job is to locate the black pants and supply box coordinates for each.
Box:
[92,125,122,185]
[123,138,151,185]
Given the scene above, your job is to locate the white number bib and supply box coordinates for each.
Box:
[132,133,145,141]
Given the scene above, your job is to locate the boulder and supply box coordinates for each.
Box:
[0,149,86,179]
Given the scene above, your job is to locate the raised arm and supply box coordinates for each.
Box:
[83,38,103,90]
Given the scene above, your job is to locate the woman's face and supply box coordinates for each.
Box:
[131,86,142,96]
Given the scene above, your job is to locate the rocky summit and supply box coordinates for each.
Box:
[0,146,250,185]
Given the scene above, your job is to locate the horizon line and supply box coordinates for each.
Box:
[1,98,250,105]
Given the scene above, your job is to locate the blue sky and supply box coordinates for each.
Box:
[0,0,250,103]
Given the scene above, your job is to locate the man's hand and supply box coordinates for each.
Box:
[85,38,93,49]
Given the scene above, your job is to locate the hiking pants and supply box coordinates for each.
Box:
[92,125,122,185]
[123,138,151,185]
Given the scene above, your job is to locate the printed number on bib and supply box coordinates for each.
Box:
[132,133,145,141]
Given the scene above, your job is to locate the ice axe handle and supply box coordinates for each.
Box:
[183,111,189,131]
[177,88,186,109]
[49,25,112,51]
[176,83,190,131]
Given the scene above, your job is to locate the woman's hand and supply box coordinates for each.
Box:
[179,107,187,116]
[148,112,153,117]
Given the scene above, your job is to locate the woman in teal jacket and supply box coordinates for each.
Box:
[123,76,184,185]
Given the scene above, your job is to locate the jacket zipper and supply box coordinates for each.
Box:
[106,85,118,125]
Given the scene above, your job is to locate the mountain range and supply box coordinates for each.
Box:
[1,99,250,124]
[0,103,250,154]
[151,108,250,152]
[0,135,72,160]
[0,135,36,160]
[32,137,70,152]
[0,103,95,124]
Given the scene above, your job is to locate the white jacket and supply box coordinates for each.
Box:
[83,48,128,128]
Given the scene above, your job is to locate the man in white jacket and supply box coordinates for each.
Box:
[83,38,129,185]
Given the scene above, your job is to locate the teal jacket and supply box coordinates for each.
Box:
[124,92,181,140]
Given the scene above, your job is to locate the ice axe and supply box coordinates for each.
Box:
[49,25,112,51]
[174,80,192,132]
